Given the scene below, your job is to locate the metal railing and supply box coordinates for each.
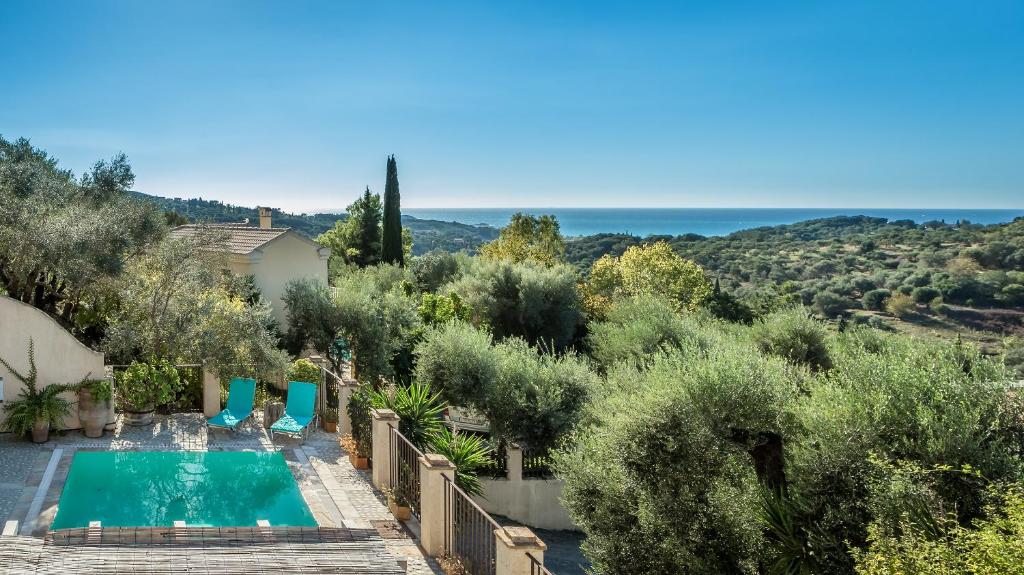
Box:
[522,447,554,479]
[528,552,555,575]
[389,424,424,519]
[315,362,344,419]
[443,474,499,575]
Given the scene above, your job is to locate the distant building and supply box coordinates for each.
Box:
[169,207,330,328]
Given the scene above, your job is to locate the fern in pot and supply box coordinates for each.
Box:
[1,340,72,443]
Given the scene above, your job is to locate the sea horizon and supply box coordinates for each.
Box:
[402,207,1024,238]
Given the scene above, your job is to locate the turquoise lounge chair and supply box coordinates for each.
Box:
[270,381,318,441]
[207,377,257,432]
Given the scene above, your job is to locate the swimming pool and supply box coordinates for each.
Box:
[51,451,317,529]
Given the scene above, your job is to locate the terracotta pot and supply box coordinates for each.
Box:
[349,452,369,469]
[78,388,111,438]
[31,420,50,443]
[123,404,155,426]
[388,497,412,521]
[322,420,338,433]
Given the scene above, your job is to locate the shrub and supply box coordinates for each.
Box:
[368,381,446,447]
[0,340,73,436]
[556,343,799,574]
[886,292,917,317]
[788,337,1020,572]
[862,289,891,311]
[414,322,497,408]
[286,359,320,384]
[587,295,705,372]
[114,360,181,411]
[426,427,492,496]
[854,482,1024,575]
[347,387,374,457]
[447,259,581,351]
[410,250,462,292]
[911,286,942,304]
[752,307,832,372]
[813,290,852,318]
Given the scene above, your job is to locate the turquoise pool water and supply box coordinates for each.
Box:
[51,451,317,529]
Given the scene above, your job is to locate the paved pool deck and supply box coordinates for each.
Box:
[0,413,442,575]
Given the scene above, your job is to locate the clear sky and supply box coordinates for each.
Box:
[1,1,1022,211]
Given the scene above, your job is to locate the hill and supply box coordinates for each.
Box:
[567,215,1024,348]
[134,192,499,255]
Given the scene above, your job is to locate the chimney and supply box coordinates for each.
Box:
[258,207,273,229]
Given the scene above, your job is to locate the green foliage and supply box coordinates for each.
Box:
[381,155,405,266]
[587,295,705,372]
[752,307,833,372]
[414,322,497,408]
[331,266,422,384]
[447,258,582,351]
[426,427,492,497]
[862,289,891,311]
[347,387,374,457]
[911,285,942,304]
[0,340,73,435]
[282,278,345,371]
[286,359,321,384]
[75,378,113,403]
[584,241,713,316]
[114,359,182,411]
[368,381,446,446]
[556,343,799,575]
[104,231,287,379]
[813,290,851,318]
[411,250,462,292]
[854,483,1024,575]
[886,292,917,317]
[0,136,165,343]
[480,213,565,266]
[1004,336,1024,378]
[786,335,1020,572]
[414,322,594,452]
[316,187,383,268]
[418,292,470,326]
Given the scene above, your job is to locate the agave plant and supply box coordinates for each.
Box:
[369,381,446,446]
[1,339,72,439]
[427,427,493,497]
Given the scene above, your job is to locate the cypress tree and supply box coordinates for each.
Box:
[381,155,404,266]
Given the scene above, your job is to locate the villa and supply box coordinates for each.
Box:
[169,207,331,329]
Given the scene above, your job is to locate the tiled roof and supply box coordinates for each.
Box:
[169,224,290,255]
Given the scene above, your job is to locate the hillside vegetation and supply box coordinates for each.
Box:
[134,192,498,255]
[567,216,1024,348]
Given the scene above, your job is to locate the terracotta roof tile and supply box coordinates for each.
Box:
[169,224,290,255]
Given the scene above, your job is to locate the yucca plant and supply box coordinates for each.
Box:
[427,427,492,497]
[369,381,446,446]
[1,339,72,441]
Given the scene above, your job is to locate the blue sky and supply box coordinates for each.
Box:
[1,1,1022,211]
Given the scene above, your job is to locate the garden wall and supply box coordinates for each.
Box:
[0,295,107,430]
[474,446,578,531]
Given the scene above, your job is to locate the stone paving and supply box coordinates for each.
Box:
[0,413,442,574]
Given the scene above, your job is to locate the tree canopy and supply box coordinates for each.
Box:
[480,213,566,266]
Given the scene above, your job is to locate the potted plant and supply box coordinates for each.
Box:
[387,479,414,521]
[76,378,113,438]
[341,434,369,469]
[114,360,181,426]
[321,408,339,433]
[0,340,72,443]
[347,388,373,468]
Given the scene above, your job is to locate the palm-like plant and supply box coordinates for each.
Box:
[369,381,445,446]
[427,427,493,497]
[1,339,72,439]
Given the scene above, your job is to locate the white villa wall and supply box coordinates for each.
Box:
[475,476,577,531]
[226,232,329,329]
[0,295,107,430]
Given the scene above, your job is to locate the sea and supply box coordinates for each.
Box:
[404,208,1024,238]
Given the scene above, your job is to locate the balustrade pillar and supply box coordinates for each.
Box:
[371,409,399,490]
